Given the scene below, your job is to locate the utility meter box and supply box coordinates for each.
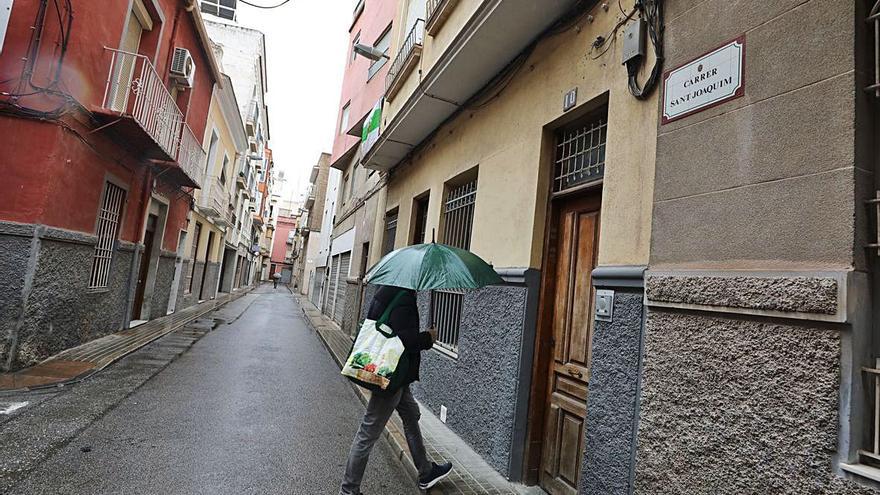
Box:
[622,18,646,65]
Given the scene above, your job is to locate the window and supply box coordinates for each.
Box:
[553,106,608,192]
[411,194,429,245]
[342,173,350,203]
[368,26,392,80]
[200,0,236,20]
[220,155,229,185]
[382,209,398,256]
[205,130,219,174]
[340,102,351,135]
[350,32,361,64]
[89,182,126,289]
[432,176,478,355]
[186,222,202,294]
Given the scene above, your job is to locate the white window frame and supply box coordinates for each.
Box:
[368,25,392,80]
[339,102,351,135]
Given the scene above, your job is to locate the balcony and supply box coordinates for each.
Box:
[363,0,580,172]
[197,175,233,226]
[304,185,316,210]
[173,124,206,188]
[385,19,425,100]
[96,48,202,188]
[426,0,459,35]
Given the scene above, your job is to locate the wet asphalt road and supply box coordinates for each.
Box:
[7,286,415,495]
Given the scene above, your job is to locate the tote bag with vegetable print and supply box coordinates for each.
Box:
[342,290,410,391]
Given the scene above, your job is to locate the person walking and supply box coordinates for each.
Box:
[339,285,453,495]
[272,271,281,289]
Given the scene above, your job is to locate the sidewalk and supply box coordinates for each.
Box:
[298,296,544,495]
[0,287,253,393]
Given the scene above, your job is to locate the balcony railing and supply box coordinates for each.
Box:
[386,19,425,99]
[177,124,206,188]
[426,0,458,35]
[198,175,233,225]
[102,48,182,158]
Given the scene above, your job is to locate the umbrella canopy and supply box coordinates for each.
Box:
[364,243,503,291]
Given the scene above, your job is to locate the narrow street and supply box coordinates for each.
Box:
[3,286,415,495]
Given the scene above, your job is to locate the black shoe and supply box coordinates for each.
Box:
[418,462,453,490]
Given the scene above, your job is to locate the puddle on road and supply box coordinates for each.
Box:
[0,401,29,415]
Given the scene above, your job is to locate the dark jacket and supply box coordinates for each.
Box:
[367,286,433,386]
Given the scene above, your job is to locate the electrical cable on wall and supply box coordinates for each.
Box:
[625,0,663,99]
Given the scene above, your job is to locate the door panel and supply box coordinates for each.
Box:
[540,193,600,495]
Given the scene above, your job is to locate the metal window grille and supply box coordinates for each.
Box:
[412,196,429,245]
[382,211,398,255]
[89,182,126,289]
[432,178,477,354]
[442,179,476,250]
[553,111,607,192]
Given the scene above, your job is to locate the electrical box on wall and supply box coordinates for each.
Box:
[621,18,646,65]
[0,0,13,55]
[595,289,614,322]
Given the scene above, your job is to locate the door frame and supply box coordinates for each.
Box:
[523,181,603,486]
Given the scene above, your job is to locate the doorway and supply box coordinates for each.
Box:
[533,192,600,495]
[132,214,158,320]
[198,231,216,301]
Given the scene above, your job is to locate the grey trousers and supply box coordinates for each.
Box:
[340,385,433,495]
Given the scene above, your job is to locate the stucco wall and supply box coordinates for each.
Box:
[383,0,657,269]
[636,309,875,495]
[580,290,645,495]
[0,225,132,370]
[412,284,528,477]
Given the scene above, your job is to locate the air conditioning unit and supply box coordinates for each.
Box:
[170,47,196,88]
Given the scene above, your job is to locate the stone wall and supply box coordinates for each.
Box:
[580,290,645,495]
[412,284,528,477]
[637,271,877,494]
[0,223,133,370]
[201,262,221,300]
[149,253,177,319]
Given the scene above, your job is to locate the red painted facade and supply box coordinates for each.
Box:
[330,1,396,165]
[271,215,297,268]
[0,0,219,252]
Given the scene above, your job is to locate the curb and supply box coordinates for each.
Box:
[297,296,421,485]
[0,287,254,396]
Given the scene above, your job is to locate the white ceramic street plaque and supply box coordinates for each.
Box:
[662,36,745,124]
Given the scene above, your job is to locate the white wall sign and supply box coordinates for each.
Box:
[0,0,13,55]
[662,36,745,124]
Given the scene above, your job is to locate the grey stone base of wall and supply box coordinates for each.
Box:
[179,261,205,311]
[149,254,177,320]
[580,290,645,495]
[200,262,220,301]
[412,284,528,478]
[0,223,132,370]
[342,280,363,338]
[636,309,877,494]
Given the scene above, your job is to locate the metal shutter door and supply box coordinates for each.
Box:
[332,252,351,325]
[325,255,339,315]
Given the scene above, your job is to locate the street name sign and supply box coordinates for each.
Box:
[662,35,745,124]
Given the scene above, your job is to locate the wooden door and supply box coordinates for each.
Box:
[132,214,157,320]
[539,194,600,495]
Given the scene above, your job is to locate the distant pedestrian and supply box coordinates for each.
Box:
[273,272,281,289]
[339,285,452,495]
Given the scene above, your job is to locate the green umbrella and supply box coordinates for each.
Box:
[364,242,503,291]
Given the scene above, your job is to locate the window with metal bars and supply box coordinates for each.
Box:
[382,209,398,256]
[432,177,478,354]
[200,0,236,20]
[89,182,126,289]
[411,194,429,245]
[553,108,608,192]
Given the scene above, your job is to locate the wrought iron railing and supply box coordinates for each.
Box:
[177,124,206,188]
[385,19,425,95]
[102,48,183,158]
[868,2,880,98]
[197,175,233,220]
[431,289,464,355]
[861,361,880,464]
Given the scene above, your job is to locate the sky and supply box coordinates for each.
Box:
[236,0,354,206]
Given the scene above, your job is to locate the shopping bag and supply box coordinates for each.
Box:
[342,291,409,391]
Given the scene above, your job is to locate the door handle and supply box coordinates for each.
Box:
[567,368,583,379]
